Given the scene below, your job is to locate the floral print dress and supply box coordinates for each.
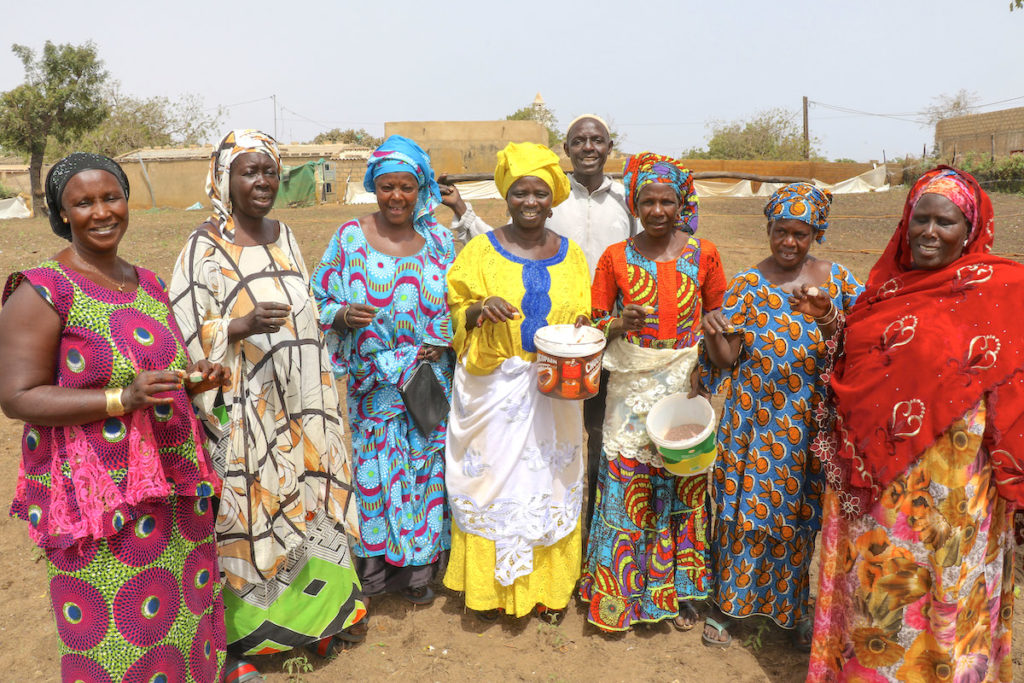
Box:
[809,399,1016,682]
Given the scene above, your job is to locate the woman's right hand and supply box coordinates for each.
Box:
[608,304,647,337]
[230,302,291,341]
[337,303,378,331]
[473,296,520,327]
[122,370,185,411]
[702,309,735,337]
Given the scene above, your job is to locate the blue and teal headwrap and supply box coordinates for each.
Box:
[363,135,442,225]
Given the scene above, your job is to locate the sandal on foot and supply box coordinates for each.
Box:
[335,618,369,644]
[536,605,565,625]
[401,585,436,606]
[702,616,733,649]
[476,608,501,622]
[791,619,813,653]
[672,602,699,632]
[225,657,264,683]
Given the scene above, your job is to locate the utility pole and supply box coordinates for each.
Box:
[802,96,809,160]
[272,94,277,140]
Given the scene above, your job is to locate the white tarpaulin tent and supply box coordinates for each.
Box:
[0,196,30,219]
[344,165,890,204]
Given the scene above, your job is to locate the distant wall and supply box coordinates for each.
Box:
[115,158,210,209]
[385,121,547,174]
[591,157,879,184]
[935,107,1024,160]
[117,154,336,210]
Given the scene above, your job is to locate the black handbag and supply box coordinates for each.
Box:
[399,362,449,436]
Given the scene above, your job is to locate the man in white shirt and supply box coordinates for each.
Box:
[439,114,635,536]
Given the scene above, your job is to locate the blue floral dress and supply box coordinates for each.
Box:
[311,220,454,582]
[699,263,861,628]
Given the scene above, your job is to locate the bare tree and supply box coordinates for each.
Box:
[924,89,980,127]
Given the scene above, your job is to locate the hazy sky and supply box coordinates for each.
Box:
[2,1,1021,163]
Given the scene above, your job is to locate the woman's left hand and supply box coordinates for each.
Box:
[573,315,591,328]
[789,284,832,319]
[182,360,232,395]
[416,345,446,362]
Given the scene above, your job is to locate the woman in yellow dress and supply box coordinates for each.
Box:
[443,142,591,623]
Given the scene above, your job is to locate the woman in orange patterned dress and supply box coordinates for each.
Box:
[797,167,1024,682]
[578,153,726,632]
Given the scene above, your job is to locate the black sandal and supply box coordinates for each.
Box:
[401,585,436,605]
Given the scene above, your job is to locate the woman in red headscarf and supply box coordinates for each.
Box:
[793,166,1024,682]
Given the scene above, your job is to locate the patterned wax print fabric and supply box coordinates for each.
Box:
[46,496,225,682]
[808,400,1017,682]
[762,182,833,243]
[2,263,225,681]
[310,218,455,579]
[590,237,727,350]
[363,135,443,230]
[206,129,280,227]
[621,152,699,234]
[699,263,862,629]
[443,232,590,616]
[3,263,221,549]
[578,238,725,631]
[169,222,365,652]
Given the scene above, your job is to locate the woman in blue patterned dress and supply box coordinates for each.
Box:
[311,136,454,609]
[697,183,862,649]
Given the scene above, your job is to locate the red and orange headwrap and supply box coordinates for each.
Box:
[909,169,979,239]
[621,152,699,233]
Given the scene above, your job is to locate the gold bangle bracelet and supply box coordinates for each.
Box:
[105,387,126,417]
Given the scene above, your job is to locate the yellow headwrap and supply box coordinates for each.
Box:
[494,142,570,207]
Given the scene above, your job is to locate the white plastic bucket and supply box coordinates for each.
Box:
[645,393,717,476]
[533,324,607,400]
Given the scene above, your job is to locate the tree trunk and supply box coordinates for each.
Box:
[28,149,45,217]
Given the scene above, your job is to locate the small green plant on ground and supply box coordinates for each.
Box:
[282,652,313,682]
[742,620,772,651]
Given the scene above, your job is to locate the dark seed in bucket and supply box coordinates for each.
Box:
[664,424,704,441]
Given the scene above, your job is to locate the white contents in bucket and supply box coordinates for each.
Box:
[663,423,704,441]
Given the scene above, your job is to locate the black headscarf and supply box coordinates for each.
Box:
[45,153,130,240]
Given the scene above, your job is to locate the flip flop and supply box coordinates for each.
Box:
[791,619,813,653]
[702,616,733,649]
[536,605,565,626]
[401,585,436,606]
[476,608,501,622]
[672,602,699,632]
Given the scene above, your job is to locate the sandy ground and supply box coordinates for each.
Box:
[1,190,1024,682]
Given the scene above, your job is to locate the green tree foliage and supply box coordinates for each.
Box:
[507,102,561,148]
[307,128,383,147]
[684,108,818,161]
[1012,1,1023,10]
[48,83,223,160]
[0,41,108,214]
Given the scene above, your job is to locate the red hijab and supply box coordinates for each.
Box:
[827,166,1024,511]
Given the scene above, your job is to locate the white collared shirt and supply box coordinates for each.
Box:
[450,173,636,277]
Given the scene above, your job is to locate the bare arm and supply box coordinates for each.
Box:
[701,309,743,369]
[789,285,839,339]
[0,283,182,426]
